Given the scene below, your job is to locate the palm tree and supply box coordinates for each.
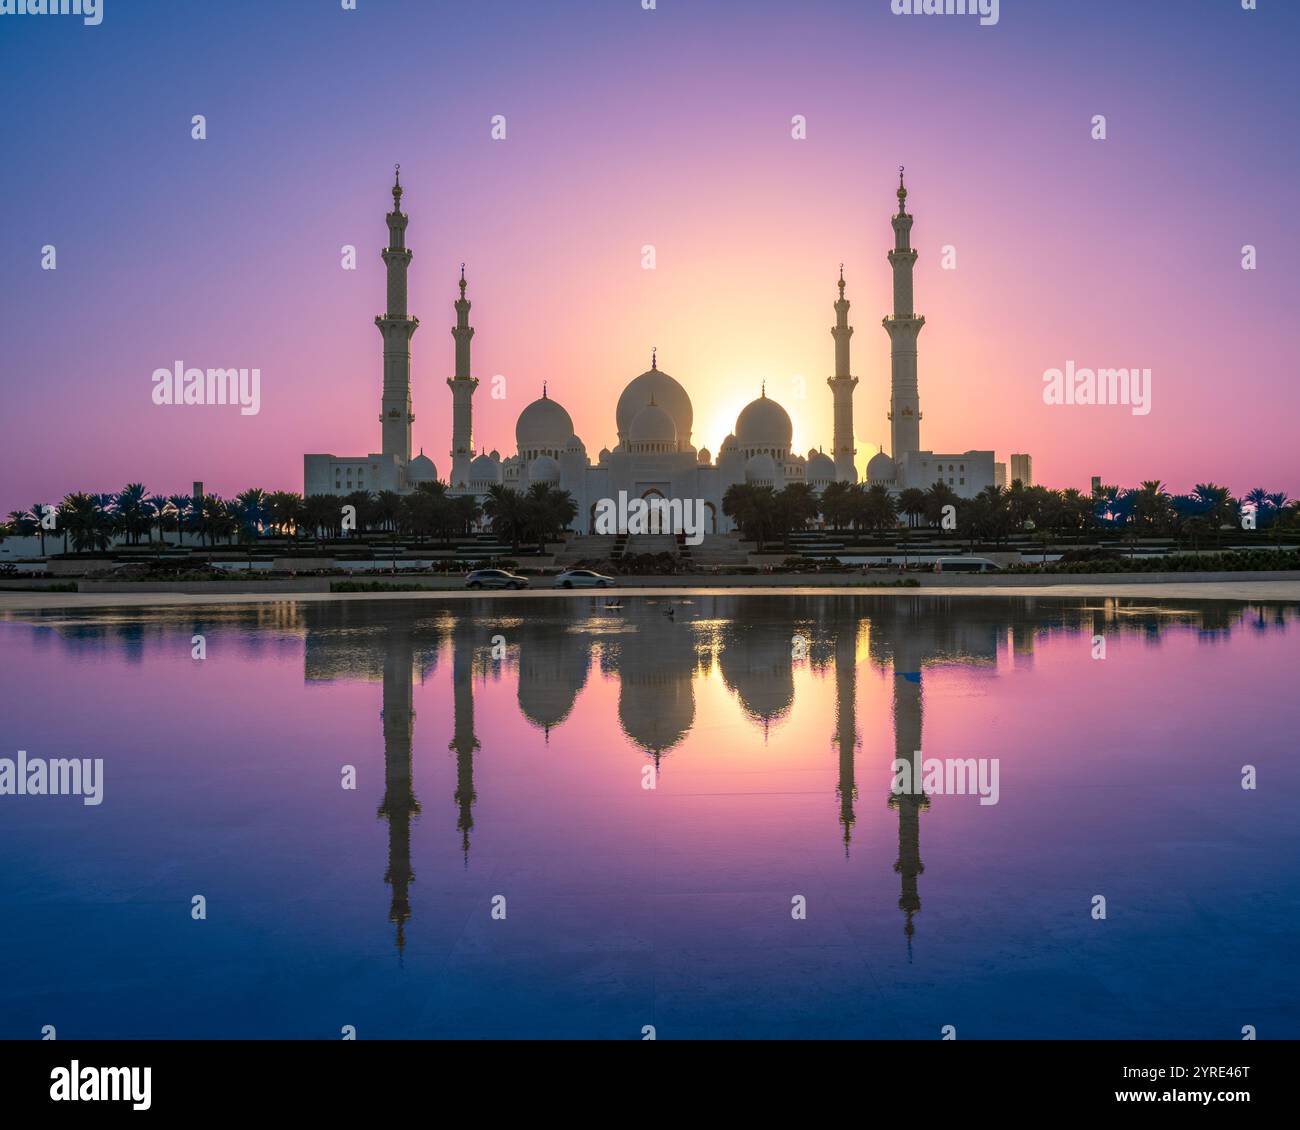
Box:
[722,483,779,551]
[265,491,304,540]
[373,490,404,535]
[343,490,374,537]
[168,495,193,547]
[862,484,898,533]
[7,509,37,545]
[923,481,959,531]
[114,483,152,545]
[1132,480,1173,533]
[233,489,268,543]
[450,493,482,538]
[819,481,855,532]
[27,502,54,555]
[62,492,113,554]
[523,483,577,551]
[303,495,341,545]
[1192,483,1235,546]
[483,484,529,552]
[775,482,819,546]
[897,487,927,529]
[151,497,177,545]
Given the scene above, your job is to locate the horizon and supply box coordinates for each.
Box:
[2,0,1298,511]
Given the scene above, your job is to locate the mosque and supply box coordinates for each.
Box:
[304,167,1000,527]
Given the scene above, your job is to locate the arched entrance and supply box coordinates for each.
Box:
[639,488,668,534]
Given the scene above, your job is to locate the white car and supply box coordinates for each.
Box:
[555,569,616,588]
[932,557,1001,574]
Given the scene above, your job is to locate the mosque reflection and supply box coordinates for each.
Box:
[11,596,1293,958]
[289,596,1293,955]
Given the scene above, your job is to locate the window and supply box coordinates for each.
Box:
[959,478,965,485]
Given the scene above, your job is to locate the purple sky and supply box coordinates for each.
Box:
[1,0,1297,509]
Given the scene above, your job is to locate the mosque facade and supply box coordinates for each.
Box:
[303,168,1002,527]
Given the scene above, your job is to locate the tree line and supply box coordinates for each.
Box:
[722,479,1298,551]
[3,482,578,555]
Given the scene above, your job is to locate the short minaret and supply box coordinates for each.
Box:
[376,165,419,471]
[883,167,924,465]
[827,265,859,482]
[447,265,479,490]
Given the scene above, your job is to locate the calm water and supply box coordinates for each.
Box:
[1,594,1297,1040]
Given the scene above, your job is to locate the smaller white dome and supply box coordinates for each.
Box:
[867,451,896,483]
[470,453,497,482]
[598,446,611,462]
[697,447,711,464]
[530,454,561,483]
[721,433,738,452]
[745,453,777,484]
[808,451,836,482]
[565,435,586,452]
[408,450,437,483]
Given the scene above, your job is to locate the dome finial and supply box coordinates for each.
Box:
[651,346,657,371]
[393,163,402,203]
[897,165,907,212]
[543,381,548,399]
[761,380,766,398]
[459,262,467,294]
[838,263,846,294]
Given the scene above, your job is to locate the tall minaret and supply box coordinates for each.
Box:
[883,167,924,466]
[376,165,418,470]
[447,265,478,491]
[827,267,859,482]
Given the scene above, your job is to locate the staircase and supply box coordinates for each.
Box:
[689,533,754,568]
[553,535,620,566]
[621,535,679,558]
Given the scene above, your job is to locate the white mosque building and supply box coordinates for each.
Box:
[304,167,1001,530]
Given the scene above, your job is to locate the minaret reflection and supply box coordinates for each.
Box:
[449,616,479,864]
[834,621,860,855]
[869,600,1004,956]
[377,622,419,955]
[888,658,927,959]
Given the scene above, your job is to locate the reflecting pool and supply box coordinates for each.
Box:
[1,594,1297,1039]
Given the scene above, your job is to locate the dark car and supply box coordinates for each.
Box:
[465,568,529,590]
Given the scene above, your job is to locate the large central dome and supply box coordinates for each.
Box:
[735,391,793,452]
[616,362,692,450]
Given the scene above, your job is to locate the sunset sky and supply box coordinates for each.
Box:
[1,0,1297,510]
